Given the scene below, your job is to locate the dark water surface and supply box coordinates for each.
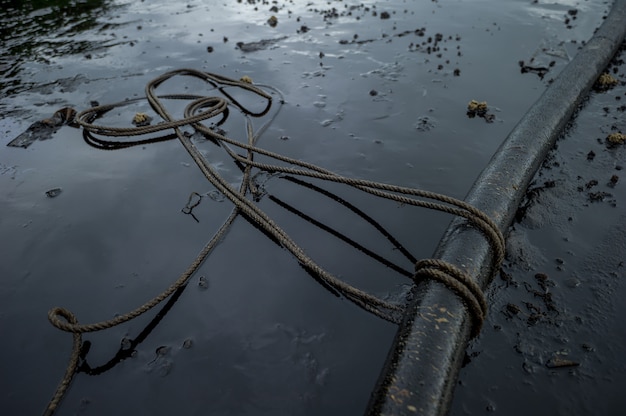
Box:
[1,0,624,415]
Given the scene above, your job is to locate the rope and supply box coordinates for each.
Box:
[414,259,488,337]
[43,309,82,416]
[43,68,504,414]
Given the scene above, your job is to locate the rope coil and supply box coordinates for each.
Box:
[43,68,503,415]
[414,259,488,337]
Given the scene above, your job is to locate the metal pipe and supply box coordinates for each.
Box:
[366,1,626,414]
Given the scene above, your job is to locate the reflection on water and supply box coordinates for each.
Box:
[0,0,127,95]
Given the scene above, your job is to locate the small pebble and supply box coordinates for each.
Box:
[546,356,579,368]
[156,346,170,357]
[45,188,62,198]
[120,337,132,350]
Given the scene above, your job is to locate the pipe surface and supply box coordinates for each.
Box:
[366,1,626,415]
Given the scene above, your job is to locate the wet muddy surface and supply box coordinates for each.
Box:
[452,38,626,415]
[0,0,624,415]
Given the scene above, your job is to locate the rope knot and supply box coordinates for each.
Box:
[414,259,487,338]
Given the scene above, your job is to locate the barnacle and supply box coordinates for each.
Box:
[240,75,253,84]
[467,100,488,114]
[607,132,625,145]
[596,73,618,88]
[132,112,152,127]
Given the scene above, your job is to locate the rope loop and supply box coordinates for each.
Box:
[414,259,487,338]
[43,310,83,416]
[48,307,80,332]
